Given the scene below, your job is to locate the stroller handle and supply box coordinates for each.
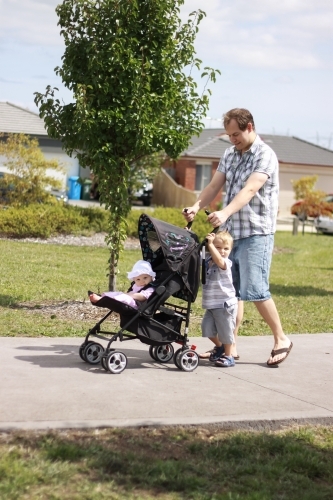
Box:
[182,208,193,230]
[201,210,220,285]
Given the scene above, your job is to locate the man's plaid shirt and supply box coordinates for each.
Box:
[217,135,279,240]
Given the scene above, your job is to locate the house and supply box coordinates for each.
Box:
[156,129,333,217]
[0,102,80,186]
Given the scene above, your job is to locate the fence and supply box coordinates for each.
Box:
[152,169,197,208]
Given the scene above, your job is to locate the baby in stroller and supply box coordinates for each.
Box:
[89,260,156,309]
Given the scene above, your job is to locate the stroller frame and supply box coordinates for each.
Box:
[80,214,204,374]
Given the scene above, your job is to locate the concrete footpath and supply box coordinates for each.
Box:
[0,334,332,431]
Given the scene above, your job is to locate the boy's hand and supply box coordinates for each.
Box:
[206,232,216,244]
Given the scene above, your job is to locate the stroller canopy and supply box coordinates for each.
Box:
[138,214,201,302]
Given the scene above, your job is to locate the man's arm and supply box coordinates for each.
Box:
[207,171,268,227]
[183,171,226,222]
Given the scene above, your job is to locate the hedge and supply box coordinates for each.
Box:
[0,204,215,241]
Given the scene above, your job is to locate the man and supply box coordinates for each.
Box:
[183,108,293,366]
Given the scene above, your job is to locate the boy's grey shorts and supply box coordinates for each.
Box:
[201,304,237,345]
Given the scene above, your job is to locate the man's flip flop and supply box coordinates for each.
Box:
[267,342,293,366]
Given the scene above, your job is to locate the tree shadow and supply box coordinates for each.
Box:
[0,294,23,307]
[7,426,333,499]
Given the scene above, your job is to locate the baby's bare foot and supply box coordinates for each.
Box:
[89,293,100,304]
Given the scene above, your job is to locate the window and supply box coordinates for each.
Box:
[195,163,212,191]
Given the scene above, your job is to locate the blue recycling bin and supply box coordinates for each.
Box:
[68,176,81,200]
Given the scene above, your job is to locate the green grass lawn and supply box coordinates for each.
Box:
[1,425,333,499]
[0,231,332,337]
[1,232,333,499]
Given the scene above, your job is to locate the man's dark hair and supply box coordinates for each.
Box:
[223,108,255,131]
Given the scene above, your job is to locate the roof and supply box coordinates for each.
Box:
[184,128,333,167]
[0,101,47,136]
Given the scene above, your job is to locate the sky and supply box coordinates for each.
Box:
[1,0,333,148]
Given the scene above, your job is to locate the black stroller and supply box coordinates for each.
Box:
[79,213,204,374]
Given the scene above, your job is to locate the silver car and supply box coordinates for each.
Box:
[314,215,333,234]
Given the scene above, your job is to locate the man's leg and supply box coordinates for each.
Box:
[235,235,292,365]
[254,298,292,363]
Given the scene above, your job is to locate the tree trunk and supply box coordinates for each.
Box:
[108,248,117,291]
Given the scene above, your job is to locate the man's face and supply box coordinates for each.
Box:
[225,118,254,153]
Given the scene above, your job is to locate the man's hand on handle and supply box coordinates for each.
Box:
[206,210,229,228]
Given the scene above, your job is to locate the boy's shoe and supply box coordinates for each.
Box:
[209,345,225,362]
[215,355,235,368]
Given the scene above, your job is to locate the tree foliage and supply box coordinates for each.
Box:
[291,175,333,219]
[0,133,64,206]
[34,0,220,288]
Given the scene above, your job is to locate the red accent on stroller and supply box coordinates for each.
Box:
[80,214,203,373]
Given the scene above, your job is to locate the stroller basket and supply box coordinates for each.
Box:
[80,214,202,374]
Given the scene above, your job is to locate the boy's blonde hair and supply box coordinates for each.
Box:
[214,230,234,248]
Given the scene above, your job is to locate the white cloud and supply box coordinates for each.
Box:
[181,0,333,70]
[0,0,62,46]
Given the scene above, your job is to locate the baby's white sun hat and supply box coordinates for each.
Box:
[127,260,156,280]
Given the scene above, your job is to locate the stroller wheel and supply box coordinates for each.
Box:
[173,348,183,369]
[153,344,174,363]
[79,341,94,362]
[83,342,104,365]
[101,355,108,371]
[178,349,199,372]
[106,351,127,374]
[149,345,158,361]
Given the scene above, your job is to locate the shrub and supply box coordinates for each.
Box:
[0,204,109,238]
[0,204,215,241]
[126,207,215,241]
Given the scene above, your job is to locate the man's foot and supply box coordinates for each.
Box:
[267,341,293,366]
[199,348,214,359]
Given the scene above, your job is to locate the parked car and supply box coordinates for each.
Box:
[130,178,153,206]
[314,215,333,234]
[291,194,333,221]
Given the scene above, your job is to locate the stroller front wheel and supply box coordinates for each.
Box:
[106,351,128,374]
[178,349,199,372]
[173,348,183,369]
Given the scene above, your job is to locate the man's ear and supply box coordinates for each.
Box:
[247,122,253,132]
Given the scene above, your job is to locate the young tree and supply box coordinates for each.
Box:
[34,0,219,290]
[0,133,64,206]
[291,175,333,220]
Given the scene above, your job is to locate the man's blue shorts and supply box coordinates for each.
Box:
[229,234,274,301]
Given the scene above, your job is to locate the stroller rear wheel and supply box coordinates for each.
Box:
[106,351,128,374]
[83,342,104,365]
[153,344,174,363]
[178,349,199,372]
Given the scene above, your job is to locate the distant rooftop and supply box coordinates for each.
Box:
[184,128,333,167]
[0,101,47,136]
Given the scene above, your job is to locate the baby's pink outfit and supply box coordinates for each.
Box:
[102,283,154,309]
